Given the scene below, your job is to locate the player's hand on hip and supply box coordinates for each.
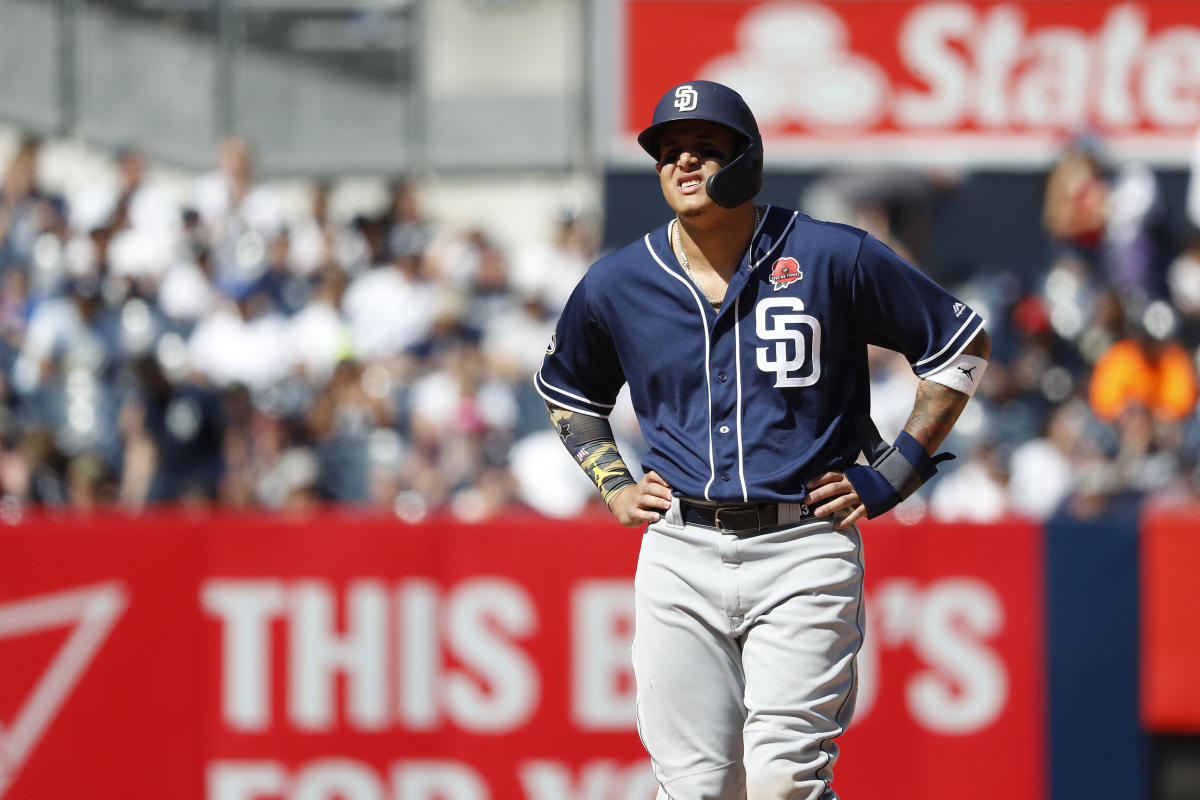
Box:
[608,470,673,529]
[804,472,867,530]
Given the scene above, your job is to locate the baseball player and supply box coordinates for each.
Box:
[536,81,990,799]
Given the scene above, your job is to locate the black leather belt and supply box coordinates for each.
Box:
[679,500,810,533]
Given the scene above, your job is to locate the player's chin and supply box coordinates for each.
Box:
[665,187,710,213]
[674,197,714,218]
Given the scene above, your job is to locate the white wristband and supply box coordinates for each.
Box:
[921,354,988,396]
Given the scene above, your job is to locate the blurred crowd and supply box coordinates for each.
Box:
[851,133,1200,524]
[1,130,1200,524]
[0,134,607,521]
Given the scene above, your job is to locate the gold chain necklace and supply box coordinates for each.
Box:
[674,205,761,308]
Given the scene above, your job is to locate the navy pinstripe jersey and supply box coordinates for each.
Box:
[535,206,985,504]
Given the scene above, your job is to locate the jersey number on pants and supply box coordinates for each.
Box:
[755,297,823,387]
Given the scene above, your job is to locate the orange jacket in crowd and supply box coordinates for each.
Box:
[1089,339,1199,422]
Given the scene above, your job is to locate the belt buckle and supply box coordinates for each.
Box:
[713,505,758,533]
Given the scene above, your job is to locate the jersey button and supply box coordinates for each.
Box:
[717,373,728,382]
[718,425,730,434]
[721,474,731,482]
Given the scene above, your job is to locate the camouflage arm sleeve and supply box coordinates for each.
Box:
[546,403,638,504]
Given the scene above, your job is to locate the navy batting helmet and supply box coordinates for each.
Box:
[638,80,763,209]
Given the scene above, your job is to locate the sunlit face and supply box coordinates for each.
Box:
[655,120,738,218]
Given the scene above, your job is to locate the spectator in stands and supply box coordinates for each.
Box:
[193,135,284,299]
[481,282,551,377]
[288,180,369,277]
[285,264,351,387]
[460,228,515,335]
[929,437,1011,523]
[1064,298,1200,516]
[1043,136,1174,301]
[1088,300,1197,424]
[71,144,179,239]
[12,275,112,396]
[308,358,391,503]
[0,136,46,273]
[248,231,311,316]
[0,266,30,366]
[216,382,257,508]
[186,289,289,394]
[342,249,436,362]
[1166,239,1200,342]
[508,425,602,518]
[510,204,595,313]
[0,428,67,507]
[1007,400,1087,520]
[384,178,436,263]
[65,450,114,512]
[19,193,74,300]
[801,167,955,270]
[126,354,227,506]
[1174,126,1200,346]
[158,243,219,334]
[1043,141,1109,255]
[404,338,518,511]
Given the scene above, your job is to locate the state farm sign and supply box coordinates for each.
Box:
[621,1,1200,164]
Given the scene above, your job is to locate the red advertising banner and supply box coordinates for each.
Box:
[618,0,1200,164]
[0,513,1042,800]
[1142,505,1200,732]
[838,519,1045,799]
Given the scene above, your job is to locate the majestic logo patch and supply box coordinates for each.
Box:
[545,333,556,355]
[768,258,804,291]
[674,85,699,112]
[952,302,965,317]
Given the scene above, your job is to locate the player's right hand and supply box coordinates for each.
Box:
[607,470,673,528]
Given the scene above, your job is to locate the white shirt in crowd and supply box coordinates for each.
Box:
[341,265,435,360]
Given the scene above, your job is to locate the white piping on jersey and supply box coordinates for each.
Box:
[734,207,797,502]
[750,208,799,271]
[912,312,985,373]
[534,372,617,412]
[647,230,717,501]
[532,380,609,419]
[733,293,748,502]
[641,212,796,502]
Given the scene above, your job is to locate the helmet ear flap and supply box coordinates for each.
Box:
[705,138,764,209]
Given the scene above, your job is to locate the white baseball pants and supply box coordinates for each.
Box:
[632,499,864,800]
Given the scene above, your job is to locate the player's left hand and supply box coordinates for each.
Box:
[803,472,867,530]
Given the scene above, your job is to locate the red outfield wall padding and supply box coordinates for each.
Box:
[0,512,1042,800]
[1142,505,1200,732]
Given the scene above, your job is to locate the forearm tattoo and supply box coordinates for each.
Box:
[546,403,637,503]
[905,331,990,452]
[905,380,968,453]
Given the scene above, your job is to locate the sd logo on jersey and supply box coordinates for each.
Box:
[768,258,803,291]
[756,297,822,387]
